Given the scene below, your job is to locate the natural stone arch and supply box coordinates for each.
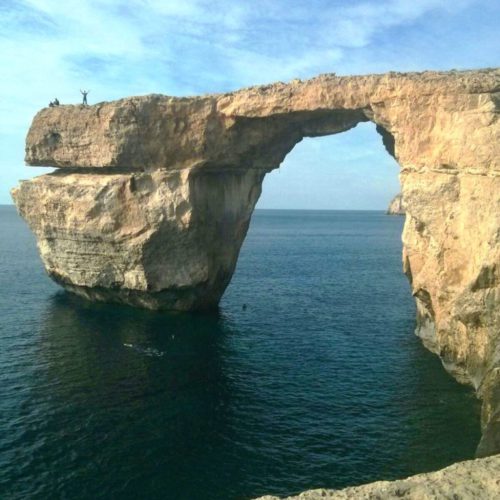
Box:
[12,69,500,455]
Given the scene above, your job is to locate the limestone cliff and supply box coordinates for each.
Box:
[12,69,500,455]
[255,454,500,499]
[387,193,405,215]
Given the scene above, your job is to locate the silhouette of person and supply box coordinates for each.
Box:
[80,89,90,105]
[49,101,54,107]
[54,98,60,106]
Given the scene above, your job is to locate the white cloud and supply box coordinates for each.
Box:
[324,0,475,48]
[0,0,496,205]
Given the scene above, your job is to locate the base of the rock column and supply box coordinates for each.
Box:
[60,282,222,312]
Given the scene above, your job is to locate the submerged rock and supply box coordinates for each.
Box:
[255,454,500,499]
[387,193,405,215]
[12,68,500,455]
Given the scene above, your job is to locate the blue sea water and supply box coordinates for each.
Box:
[0,206,480,499]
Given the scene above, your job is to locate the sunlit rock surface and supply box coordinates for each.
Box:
[387,193,405,215]
[12,69,500,455]
[255,454,500,499]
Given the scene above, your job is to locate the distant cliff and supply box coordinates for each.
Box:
[387,193,405,215]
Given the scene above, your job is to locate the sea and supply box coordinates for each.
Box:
[0,206,480,500]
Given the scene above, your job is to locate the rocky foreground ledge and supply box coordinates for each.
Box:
[12,69,500,456]
[256,454,500,499]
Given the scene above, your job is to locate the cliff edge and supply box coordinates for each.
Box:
[255,454,500,499]
[387,193,405,215]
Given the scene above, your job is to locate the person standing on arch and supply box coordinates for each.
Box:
[80,89,90,106]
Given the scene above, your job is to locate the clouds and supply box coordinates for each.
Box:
[3,0,487,98]
[328,0,473,48]
[1,0,494,101]
[0,0,498,205]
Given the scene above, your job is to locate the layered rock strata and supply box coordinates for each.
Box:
[12,69,500,454]
[255,454,500,499]
[387,193,405,215]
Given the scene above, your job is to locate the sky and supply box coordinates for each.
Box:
[1,0,499,208]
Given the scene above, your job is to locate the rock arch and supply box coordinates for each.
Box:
[12,69,500,454]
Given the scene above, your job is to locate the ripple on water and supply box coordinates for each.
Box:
[0,208,480,500]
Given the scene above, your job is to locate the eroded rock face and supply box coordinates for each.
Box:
[12,69,500,454]
[13,167,264,310]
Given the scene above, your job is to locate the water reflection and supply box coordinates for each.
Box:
[21,293,237,500]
